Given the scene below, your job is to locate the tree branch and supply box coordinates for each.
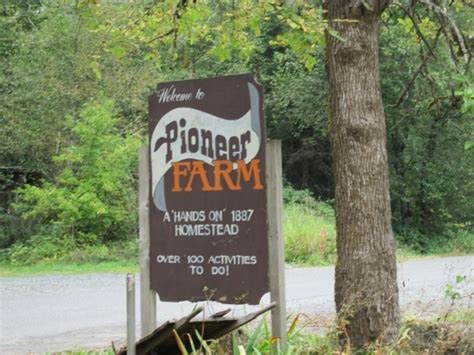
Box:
[146,28,176,44]
[393,2,436,58]
[388,27,443,108]
[435,11,459,66]
[418,0,471,65]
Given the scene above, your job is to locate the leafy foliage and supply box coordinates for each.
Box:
[6,99,141,263]
[381,4,473,249]
[0,1,155,176]
[1,0,472,260]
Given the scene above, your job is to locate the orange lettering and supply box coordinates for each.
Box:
[172,162,191,192]
[171,159,264,192]
[237,159,264,190]
[184,161,213,192]
[213,160,240,191]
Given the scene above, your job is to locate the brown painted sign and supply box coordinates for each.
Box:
[148,74,268,304]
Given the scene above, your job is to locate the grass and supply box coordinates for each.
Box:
[213,308,474,355]
[395,231,474,263]
[441,309,474,323]
[396,244,435,261]
[0,238,139,277]
[1,186,472,276]
[52,350,114,355]
[246,310,474,354]
[0,259,138,277]
[283,203,336,265]
[47,308,474,354]
[283,200,472,266]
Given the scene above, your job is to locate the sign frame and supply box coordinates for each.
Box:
[139,74,286,347]
[147,74,269,305]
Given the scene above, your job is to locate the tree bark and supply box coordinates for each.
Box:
[325,0,401,347]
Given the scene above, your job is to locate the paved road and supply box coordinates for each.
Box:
[0,256,472,353]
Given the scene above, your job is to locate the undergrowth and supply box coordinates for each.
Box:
[164,308,474,355]
[0,185,471,271]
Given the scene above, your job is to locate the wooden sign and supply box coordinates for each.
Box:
[148,74,268,304]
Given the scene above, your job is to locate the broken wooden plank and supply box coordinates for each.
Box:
[115,303,276,355]
[210,309,231,319]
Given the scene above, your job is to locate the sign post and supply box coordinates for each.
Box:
[138,146,156,337]
[126,273,136,355]
[266,140,287,350]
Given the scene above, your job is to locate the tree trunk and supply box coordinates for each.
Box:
[325,0,401,347]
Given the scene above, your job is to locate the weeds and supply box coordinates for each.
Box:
[229,305,473,354]
[63,308,473,354]
[284,203,336,266]
[1,185,471,271]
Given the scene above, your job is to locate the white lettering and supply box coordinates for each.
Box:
[156,255,181,263]
[158,85,193,104]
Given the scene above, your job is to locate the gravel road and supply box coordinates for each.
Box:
[0,255,472,354]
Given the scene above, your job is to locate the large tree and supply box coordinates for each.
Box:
[325,0,401,346]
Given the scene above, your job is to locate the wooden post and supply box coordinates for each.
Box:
[266,140,287,351]
[139,146,157,337]
[126,273,136,355]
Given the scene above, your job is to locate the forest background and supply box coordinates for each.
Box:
[0,0,472,269]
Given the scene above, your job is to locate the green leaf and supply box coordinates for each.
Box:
[109,45,128,59]
[213,42,231,62]
[173,329,188,355]
[465,141,474,151]
[245,318,264,353]
[304,55,317,71]
[194,330,212,354]
[361,0,374,11]
[232,332,240,354]
[89,61,102,80]
[453,74,469,82]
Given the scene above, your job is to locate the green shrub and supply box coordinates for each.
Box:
[228,315,339,355]
[9,99,142,263]
[7,234,76,265]
[6,236,138,266]
[430,229,474,255]
[66,239,138,263]
[283,185,318,208]
[0,207,34,250]
[396,226,473,255]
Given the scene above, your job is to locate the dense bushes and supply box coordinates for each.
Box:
[380,12,474,249]
[0,1,472,263]
[3,100,141,264]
